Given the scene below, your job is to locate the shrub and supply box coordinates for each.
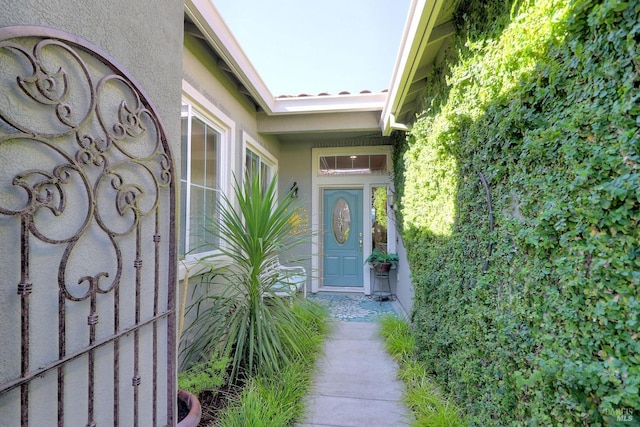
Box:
[215,299,330,426]
[178,351,230,396]
[181,174,318,381]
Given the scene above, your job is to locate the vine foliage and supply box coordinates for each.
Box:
[395,0,639,424]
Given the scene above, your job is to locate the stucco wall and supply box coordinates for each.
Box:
[394,236,414,316]
[0,1,184,144]
[182,35,281,179]
[278,140,314,290]
[0,1,183,425]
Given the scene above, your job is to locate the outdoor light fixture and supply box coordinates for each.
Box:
[290,181,298,198]
[388,192,398,211]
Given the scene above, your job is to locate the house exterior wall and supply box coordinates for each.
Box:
[278,137,413,314]
[394,234,414,315]
[0,1,183,425]
[278,140,314,287]
[178,35,289,361]
[0,0,184,147]
[182,35,281,181]
[179,37,282,274]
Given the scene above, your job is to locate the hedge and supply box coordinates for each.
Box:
[394,0,639,424]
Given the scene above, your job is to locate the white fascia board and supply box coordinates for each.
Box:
[381,0,445,135]
[271,92,386,115]
[185,0,276,113]
[257,110,382,134]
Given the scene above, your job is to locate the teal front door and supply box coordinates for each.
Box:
[323,189,363,287]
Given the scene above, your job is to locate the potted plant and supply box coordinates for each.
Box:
[365,248,399,273]
[177,389,202,427]
[177,264,204,427]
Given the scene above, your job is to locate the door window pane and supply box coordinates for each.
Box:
[371,186,388,252]
[332,198,351,245]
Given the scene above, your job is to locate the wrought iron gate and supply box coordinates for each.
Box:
[0,27,177,426]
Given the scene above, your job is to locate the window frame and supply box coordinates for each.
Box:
[242,131,278,194]
[180,82,235,268]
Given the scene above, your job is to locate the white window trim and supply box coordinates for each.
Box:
[179,80,237,279]
[310,146,394,294]
[242,131,278,191]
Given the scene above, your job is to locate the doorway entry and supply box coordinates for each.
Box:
[310,146,394,294]
[322,189,363,287]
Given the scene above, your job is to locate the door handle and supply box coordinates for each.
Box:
[359,233,363,254]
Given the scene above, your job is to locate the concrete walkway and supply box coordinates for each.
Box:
[298,321,412,427]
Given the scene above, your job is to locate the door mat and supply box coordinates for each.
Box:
[307,293,398,322]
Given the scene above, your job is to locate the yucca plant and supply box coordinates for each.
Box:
[216,300,330,426]
[181,173,315,381]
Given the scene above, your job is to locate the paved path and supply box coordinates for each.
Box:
[298,321,412,427]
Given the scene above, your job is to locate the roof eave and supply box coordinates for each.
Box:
[381,0,450,135]
[185,0,276,113]
[271,92,386,115]
[185,0,456,128]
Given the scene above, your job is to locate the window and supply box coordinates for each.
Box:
[243,132,276,194]
[180,102,223,256]
[319,154,387,175]
[371,186,388,252]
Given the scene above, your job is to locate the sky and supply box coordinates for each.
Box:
[212,0,412,97]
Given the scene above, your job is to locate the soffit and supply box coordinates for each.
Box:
[184,0,274,113]
[381,0,460,135]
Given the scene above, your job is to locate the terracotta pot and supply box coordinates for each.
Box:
[373,262,392,273]
[177,389,202,427]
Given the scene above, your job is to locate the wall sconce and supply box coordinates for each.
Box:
[388,192,397,211]
[290,181,298,198]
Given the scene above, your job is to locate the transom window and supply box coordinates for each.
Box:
[180,102,223,256]
[319,154,387,175]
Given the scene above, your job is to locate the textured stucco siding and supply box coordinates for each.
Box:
[0,0,184,151]
[0,1,183,425]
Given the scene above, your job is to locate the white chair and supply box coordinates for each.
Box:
[261,257,307,298]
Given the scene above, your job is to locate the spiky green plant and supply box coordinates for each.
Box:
[181,174,315,380]
[379,314,415,359]
[215,299,330,427]
[216,362,309,427]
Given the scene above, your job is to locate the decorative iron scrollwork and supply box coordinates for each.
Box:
[0,33,171,301]
[0,27,177,427]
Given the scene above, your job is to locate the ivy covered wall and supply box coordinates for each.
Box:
[394,0,639,424]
